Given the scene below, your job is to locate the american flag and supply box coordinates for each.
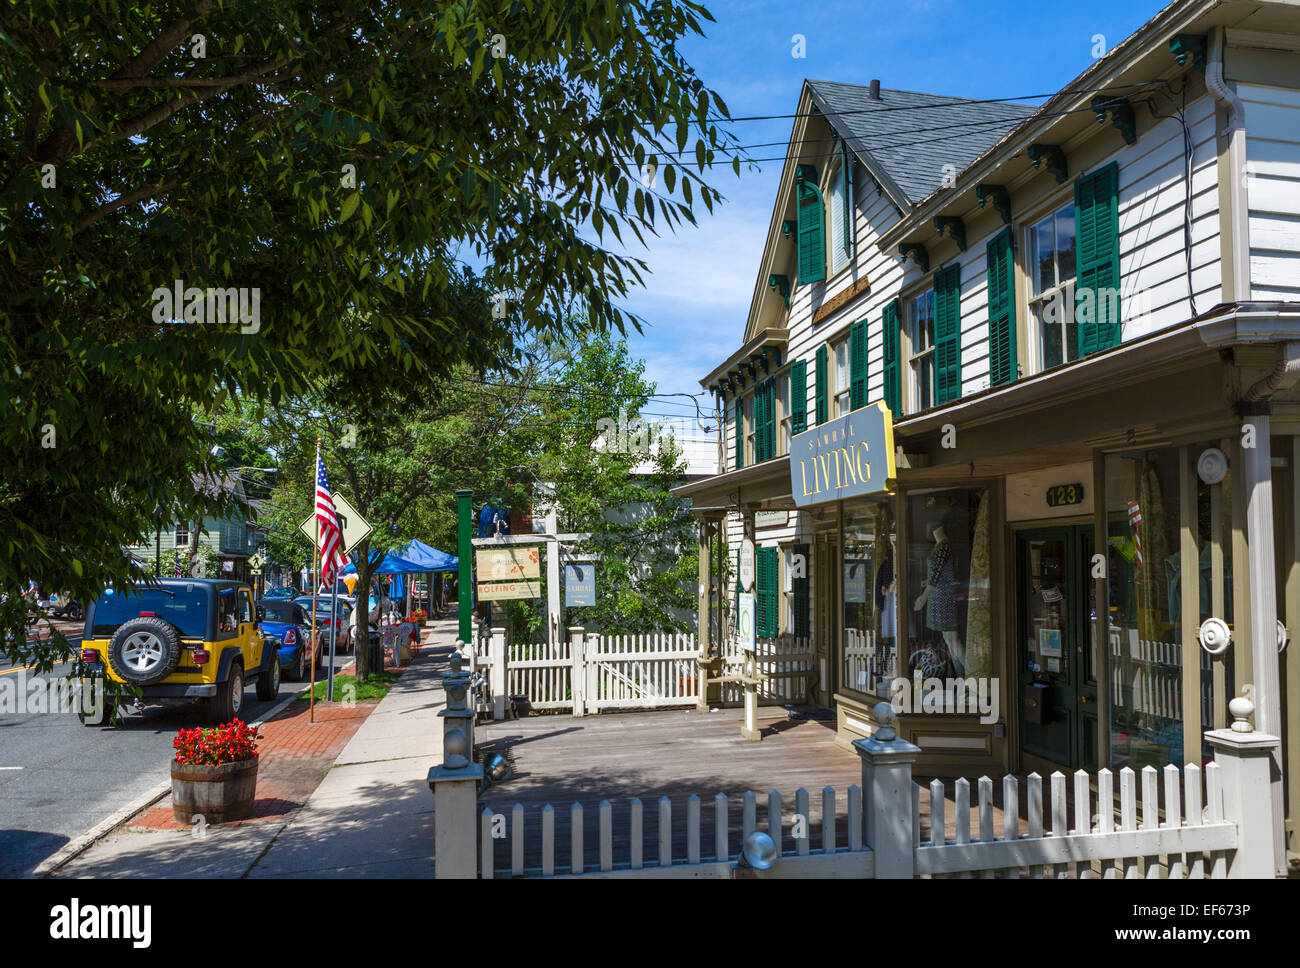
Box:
[315,452,348,585]
[1127,500,1143,572]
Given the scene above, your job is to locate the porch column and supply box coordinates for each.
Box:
[697,518,711,712]
[1240,404,1285,875]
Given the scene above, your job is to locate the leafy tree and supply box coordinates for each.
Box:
[0,2,740,668]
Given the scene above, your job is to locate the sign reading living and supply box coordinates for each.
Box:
[790,401,896,508]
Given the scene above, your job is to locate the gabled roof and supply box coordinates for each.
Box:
[805,81,1037,208]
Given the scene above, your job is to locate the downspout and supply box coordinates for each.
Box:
[1235,338,1300,877]
[1206,26,1250,302]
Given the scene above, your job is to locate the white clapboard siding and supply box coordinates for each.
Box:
[1242,83,1300,299]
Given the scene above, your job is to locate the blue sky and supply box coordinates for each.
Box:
[623,0,1163,420]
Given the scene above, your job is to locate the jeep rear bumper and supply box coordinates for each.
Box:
[138,683,219,698]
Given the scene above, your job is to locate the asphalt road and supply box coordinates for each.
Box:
[0,634,351,877]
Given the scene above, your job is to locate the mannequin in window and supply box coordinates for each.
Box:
[875,537,898,680]
[913,523,964,674]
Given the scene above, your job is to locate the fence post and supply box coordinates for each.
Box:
[428,652,483,878]
[569,627,586,717]
[586,633,598,714]
[490,626,507,721]
[1204,695,1282,878]
[853,702,921,879]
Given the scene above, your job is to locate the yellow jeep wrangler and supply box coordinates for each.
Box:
[79,579,281,725]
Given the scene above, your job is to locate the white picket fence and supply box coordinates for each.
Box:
[1110,632,1186,723]
[843,627,896,695]
[431,662,1279,879]
[468,627,701,717]
[719,634,815,705]
[913,763,1233,878]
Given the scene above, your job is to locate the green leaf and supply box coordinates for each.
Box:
[340,192,360,223]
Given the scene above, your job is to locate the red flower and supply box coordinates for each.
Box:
[172,719,259,765]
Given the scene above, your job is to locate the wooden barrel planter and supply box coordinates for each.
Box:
[171,759,258,824]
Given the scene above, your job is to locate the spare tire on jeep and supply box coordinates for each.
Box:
[106,617,183,685]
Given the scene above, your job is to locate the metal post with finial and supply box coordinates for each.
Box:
[428,651,483,878]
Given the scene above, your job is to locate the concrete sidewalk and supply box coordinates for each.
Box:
[55,619,458,879]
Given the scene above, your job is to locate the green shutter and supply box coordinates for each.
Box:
[815,344,828,425]
[1075,161,1121,356]
[882,300,901,416]
[734,398,743,470]
[790,360,807,435]
[755,380,775,463]
[986,227,1018,387]
[797,176,826,284]
[756,546,779,639]
[792,543,810,639]
[849,319,867,410]
[935,264,962,404]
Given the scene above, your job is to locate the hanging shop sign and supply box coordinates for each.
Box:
[737,592,755,652]
[754,510,789,530]
[790,402,895,508]
[565,563,595,607]
[476,546,542,601]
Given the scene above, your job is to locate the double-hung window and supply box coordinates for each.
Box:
[1028,202,1078,371]
[744,394,755,465]
[175,525,190,547]
[908,289,936,412]
[776,376,790,456]
[833,339,850,416]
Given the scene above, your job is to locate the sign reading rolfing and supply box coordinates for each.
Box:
[790,401,896,508]
[476,546,541,601]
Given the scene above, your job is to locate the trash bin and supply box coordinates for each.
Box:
[368,629,383,672]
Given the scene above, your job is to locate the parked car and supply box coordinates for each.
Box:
[263,585,301,600]
[79,580,280,725]
[292,596,353,653]
[255,598,319,681]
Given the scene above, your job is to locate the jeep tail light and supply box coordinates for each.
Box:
[284,628,297,644]
[191,649,211,664]
[81,649,99,663]
[139,611,157,617]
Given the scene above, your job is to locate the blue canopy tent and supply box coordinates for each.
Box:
[397,539,458,573]
[341,542,458,617]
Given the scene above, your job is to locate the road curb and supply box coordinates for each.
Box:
[32,778,172,878]
[32,683,310,878]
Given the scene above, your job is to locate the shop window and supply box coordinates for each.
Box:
[842,498,896,698]
[1104,450,1190,770]
[1027,202,1078,371]
[905,487,993,680]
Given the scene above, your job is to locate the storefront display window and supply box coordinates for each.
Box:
[841,497,894,697]
[905,487,992,680]
[1104,449,1191,770]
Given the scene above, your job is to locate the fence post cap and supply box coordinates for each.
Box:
[872,701,897,740]
[1228,695,1254,731]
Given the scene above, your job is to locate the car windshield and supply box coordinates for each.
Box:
[259,600,302,623]
[90,586,208,638]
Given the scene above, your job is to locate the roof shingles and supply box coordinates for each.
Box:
[806,81,1037,206]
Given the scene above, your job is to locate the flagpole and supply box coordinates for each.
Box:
[310,438,321,724]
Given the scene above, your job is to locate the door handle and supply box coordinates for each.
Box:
[1080,695,1092,704]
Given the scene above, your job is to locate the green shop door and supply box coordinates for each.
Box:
[1017,526,1099,771]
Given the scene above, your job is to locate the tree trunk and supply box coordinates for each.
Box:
[353,539,373,683]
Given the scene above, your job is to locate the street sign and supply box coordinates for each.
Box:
[299,492,372,554]
[248,552,265,574]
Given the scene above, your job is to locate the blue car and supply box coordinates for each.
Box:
[256,599,319,681]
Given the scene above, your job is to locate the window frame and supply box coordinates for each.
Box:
[906,286,936,414]
[175,525,190,547]
[833,337,850,417]
[1024,195,1079,375]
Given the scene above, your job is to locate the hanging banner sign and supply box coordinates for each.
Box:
[476,546,540,581]
[790,402,896,508]
[737,592,755,652]
[477,579,542,601]
[565,563,595,606]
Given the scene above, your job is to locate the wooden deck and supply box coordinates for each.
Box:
[474,705,1037,875]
